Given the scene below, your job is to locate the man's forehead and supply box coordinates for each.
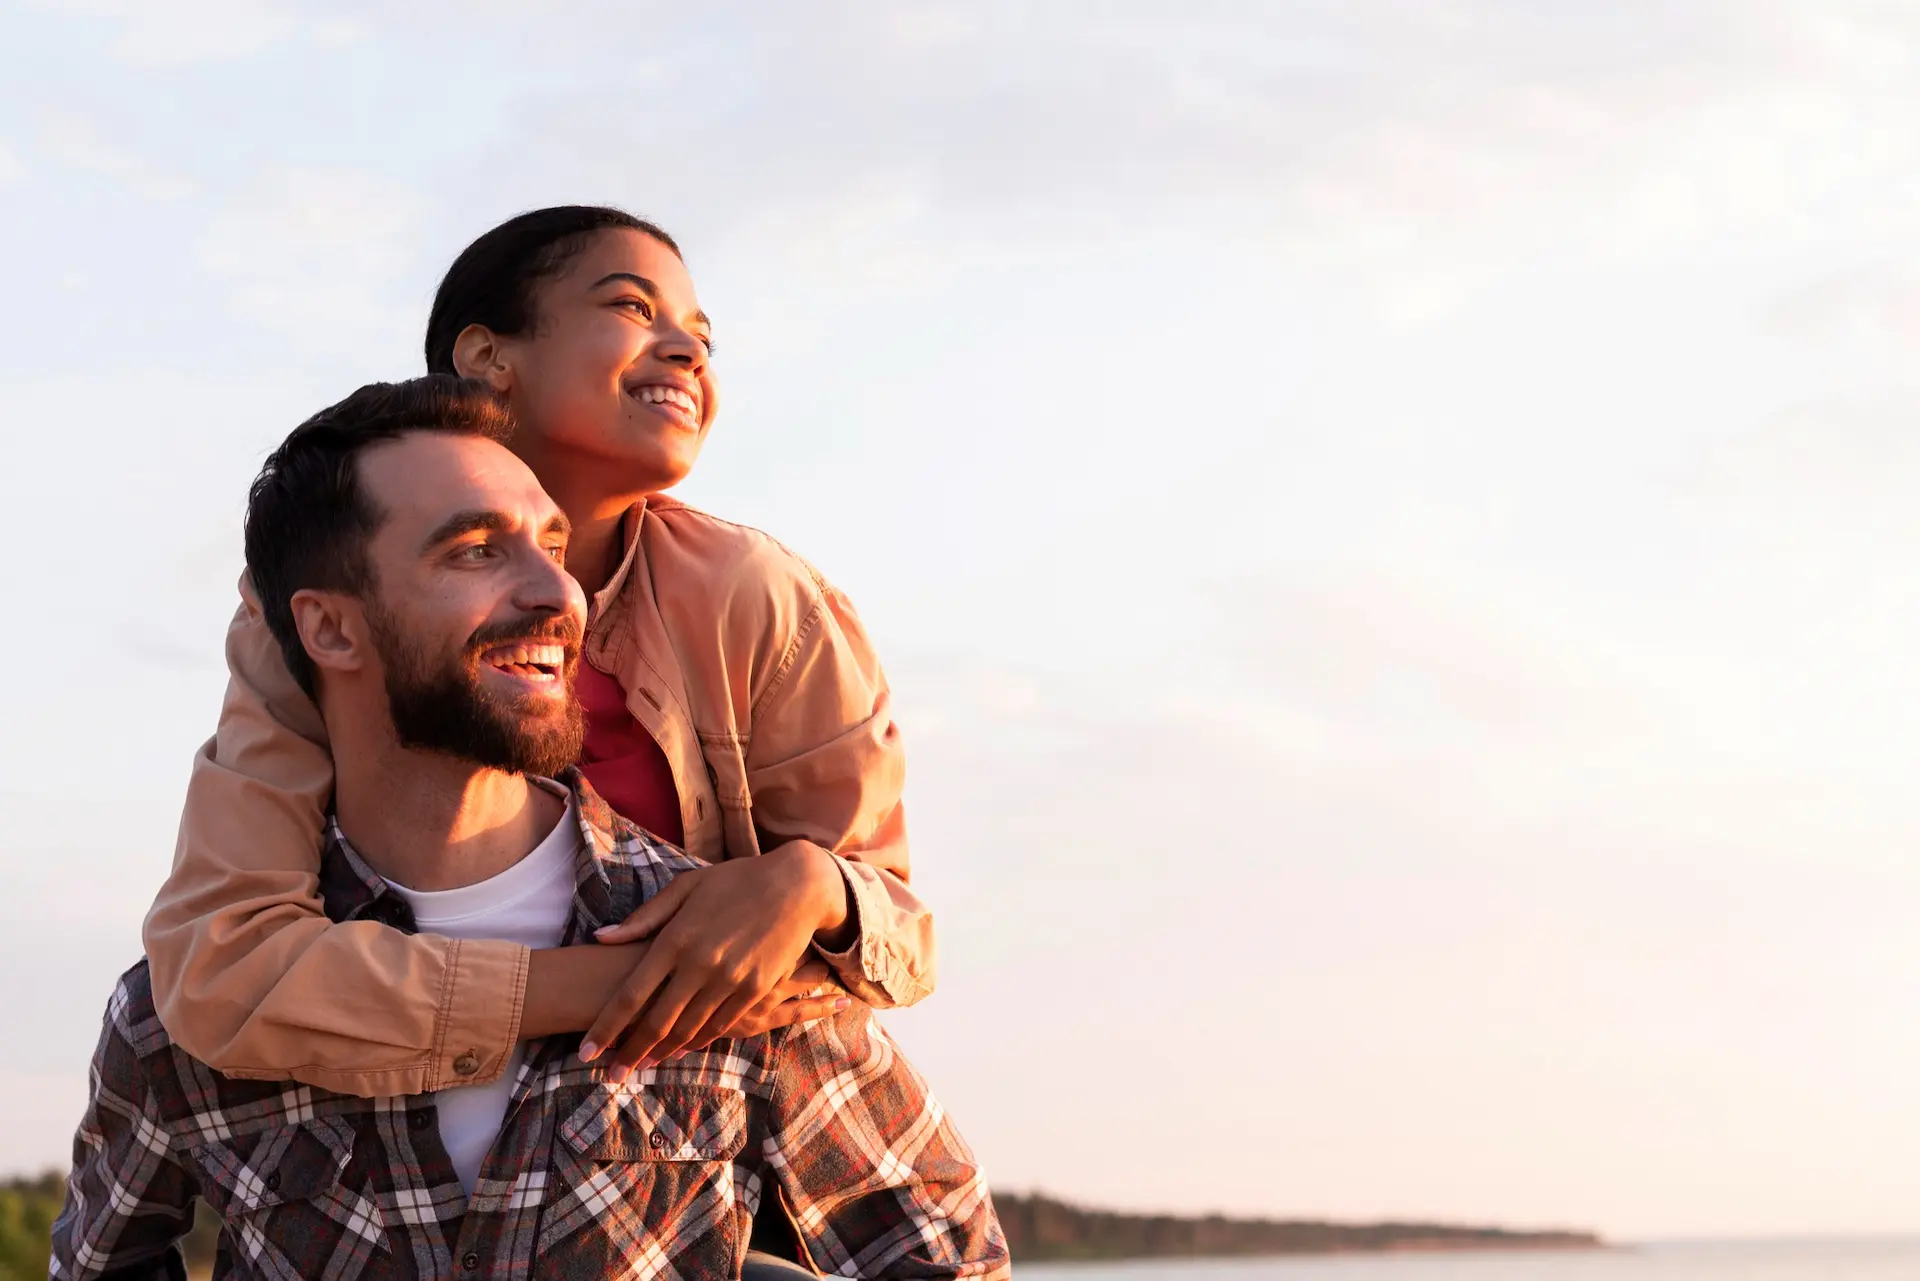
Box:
[359,433,555,532]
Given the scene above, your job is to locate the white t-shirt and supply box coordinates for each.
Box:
[381,787,580,1195]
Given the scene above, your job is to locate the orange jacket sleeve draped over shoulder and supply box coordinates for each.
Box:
[142,591,530,1098]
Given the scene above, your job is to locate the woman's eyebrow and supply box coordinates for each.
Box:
[589,272,712,329]
[591,271,658,295]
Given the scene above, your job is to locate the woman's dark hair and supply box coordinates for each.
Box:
[424,205,681,375]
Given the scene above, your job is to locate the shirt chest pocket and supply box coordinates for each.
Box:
[190,1117,390,1268]
[537,1084,752,1274]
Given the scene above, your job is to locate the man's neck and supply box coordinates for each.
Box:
[332,746,565,892]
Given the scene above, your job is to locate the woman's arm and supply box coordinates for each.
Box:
[143,593,530,1095]
[585,563,936,1073]
[742,578,935,1009]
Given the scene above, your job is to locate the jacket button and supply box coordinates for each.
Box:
[648,1131,668,1150]
[461,1251,481,1270]
[452,1052,480,1077]
[264,1171,281,1193]
[408,1110,431,1131]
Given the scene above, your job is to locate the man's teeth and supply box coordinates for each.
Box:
[635,385,698,414]
[486,644,566,669]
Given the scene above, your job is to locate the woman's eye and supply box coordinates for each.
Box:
[617,298,653,320]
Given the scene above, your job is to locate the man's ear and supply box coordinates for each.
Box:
[451,323,515,395]
[289,588,370,680]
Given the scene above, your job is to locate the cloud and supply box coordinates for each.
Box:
[195,167,427,347]
[0,140,23,185]
[36,111,195,199]
[26,0,365,67]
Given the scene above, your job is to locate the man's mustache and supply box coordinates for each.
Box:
[464,614,583,657]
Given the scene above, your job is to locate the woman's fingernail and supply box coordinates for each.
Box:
[579,1040,600,1062]
[834,998,851,1010]
[594,925,617,938]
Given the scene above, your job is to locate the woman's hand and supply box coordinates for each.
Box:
[581,843,854,1077]
[687,958,846,1050]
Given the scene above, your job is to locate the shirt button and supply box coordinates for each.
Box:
[452,1052,481,1077]
[648,1131,667,1150]
[408,1110,431,1131]
[461,1251,480,1271]
[264,1171,281,1193]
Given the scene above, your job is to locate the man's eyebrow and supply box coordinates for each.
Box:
[590,272,713,330]
[543,511,572,539]
[419,509,513,552]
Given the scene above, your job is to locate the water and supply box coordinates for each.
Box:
[1016,1239,1920,1280]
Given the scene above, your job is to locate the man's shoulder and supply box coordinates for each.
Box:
[100,959,174,1061]
[567,772,705,879]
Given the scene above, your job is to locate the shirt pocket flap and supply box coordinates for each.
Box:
[191,1116,356,1212]
[557,1084,748,1162]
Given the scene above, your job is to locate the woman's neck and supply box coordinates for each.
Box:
[516,442,653,599]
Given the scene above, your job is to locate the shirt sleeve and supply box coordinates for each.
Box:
[768,1008,1010,1279]
[50,985,198,1281]
[140,588,529,1097]
[745,579,938,1009]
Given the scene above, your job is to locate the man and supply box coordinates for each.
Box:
[51,377,1008,1280]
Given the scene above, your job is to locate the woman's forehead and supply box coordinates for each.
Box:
[561,227,697,302]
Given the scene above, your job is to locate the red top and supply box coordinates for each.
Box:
[574,660,685,846]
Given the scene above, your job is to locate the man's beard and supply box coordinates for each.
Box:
[366,603,585,778]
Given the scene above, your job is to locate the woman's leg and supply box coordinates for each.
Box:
[741,1250,816,1278]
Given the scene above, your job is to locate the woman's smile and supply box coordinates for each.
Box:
[625,377,703,431]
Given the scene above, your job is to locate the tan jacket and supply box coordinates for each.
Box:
[142,495,934,1098]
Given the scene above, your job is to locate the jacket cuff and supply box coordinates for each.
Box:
[811,854,923,1007]
[424,937,530,1092]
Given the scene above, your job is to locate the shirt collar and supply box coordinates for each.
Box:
[318,767,687,939]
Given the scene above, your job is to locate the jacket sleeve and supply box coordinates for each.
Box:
[140,590,529,1097]
[744,577,936,1008]
[770,1008,1010,1279]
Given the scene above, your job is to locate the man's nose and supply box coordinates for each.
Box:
[513,545,588,622]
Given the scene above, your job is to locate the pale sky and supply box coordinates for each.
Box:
[4,0,1920,1241]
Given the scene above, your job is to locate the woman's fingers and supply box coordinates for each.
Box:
[606,967,706,1079]
[787,958,833,991]
[593,874,694,944]
[640,981,738,1067]
[759,992,850,1032]
[581,943,678,1063]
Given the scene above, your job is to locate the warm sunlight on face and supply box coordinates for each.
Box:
[497,228,720,495]
[354,432,587,718]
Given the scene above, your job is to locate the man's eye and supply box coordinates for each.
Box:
[455,544,495,563]
[545,544,567,562]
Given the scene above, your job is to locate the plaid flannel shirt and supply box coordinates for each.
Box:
[52,771,1007,1280]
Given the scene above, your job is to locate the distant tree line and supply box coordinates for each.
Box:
[1,1171,1602,1274]
[993,1191,1604,1263]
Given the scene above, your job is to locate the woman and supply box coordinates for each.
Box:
[144,207,936,1103]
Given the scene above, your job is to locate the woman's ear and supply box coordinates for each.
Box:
[452,323,514,394]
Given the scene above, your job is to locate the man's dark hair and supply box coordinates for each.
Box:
[244,375,516,697]
[423,205,681,376]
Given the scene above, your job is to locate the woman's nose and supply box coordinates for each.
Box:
[653,325,706,368]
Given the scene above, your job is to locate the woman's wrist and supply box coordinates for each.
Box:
[782,842,855,951]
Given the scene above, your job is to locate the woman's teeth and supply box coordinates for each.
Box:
[634,384,698,415]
